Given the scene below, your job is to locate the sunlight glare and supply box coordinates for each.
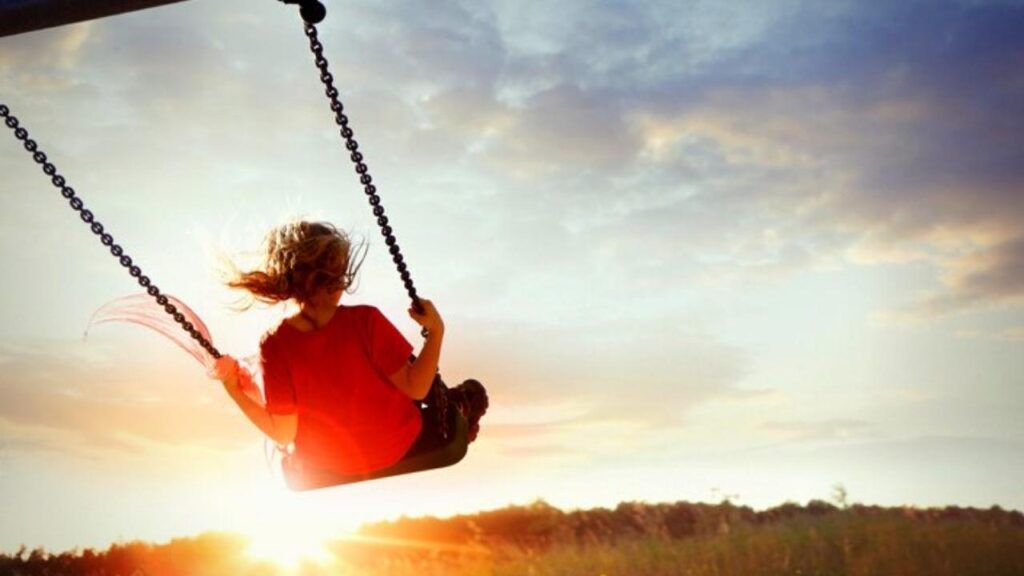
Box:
[239,483,352,570]
[246,525,333,570]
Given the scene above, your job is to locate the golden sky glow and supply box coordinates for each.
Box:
[1,0,1023,554]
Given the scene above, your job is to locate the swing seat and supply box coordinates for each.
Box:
[282,405,469,491]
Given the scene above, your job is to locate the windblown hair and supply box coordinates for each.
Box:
[224,220,366,310]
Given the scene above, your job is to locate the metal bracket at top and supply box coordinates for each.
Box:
[278,0,325,24]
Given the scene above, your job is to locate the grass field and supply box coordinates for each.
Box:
[3,500,1023,575]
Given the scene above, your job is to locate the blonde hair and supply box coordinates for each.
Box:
[223,220,366,309]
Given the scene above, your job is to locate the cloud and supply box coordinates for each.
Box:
[892,237,1024,318]
[956,326,1024,342]
[757,418,875,443]
[0,339,253,464]
[588,0,1024,314]
[5,0,1023,316]
[743,2,1024,315]
[0,23,95,92]
[330,0,1024,320]
[477,83,638,179]
[448,316,755,431]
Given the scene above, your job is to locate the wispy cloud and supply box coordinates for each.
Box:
[956,326,1024,342]
[757,418,875,443]
[0,340,252,463]
[451,316,754,428]
[0,23,94,92]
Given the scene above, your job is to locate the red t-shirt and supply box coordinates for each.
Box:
[259,304,421,474]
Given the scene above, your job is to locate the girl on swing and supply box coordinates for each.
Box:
[213,219,488,481]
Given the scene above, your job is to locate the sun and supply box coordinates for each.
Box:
[236,473,398,570]
[238,477,383,571]
[245,523,334,570]
[239,484,351,570]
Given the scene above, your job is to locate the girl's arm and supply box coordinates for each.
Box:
[389,298,445,400]
[390,329,443,400]
[216,357,298,445]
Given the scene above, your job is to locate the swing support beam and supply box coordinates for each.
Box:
[0,0,192,38]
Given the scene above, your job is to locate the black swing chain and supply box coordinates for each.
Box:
[0,103,223,360]
[302,23,424,318]
[302,21,450,437]
[1,20,448,430]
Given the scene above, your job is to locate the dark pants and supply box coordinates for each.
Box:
[400,375,465,455]
[382,397,469,477]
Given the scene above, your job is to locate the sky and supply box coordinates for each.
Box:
[1,0,1023,558]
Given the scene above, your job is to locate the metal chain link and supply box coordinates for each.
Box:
[1,21,448,430]
[300,22,450,436]
[302,23,424,316]
[0,103,222,360]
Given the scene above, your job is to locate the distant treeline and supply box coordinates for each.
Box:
[356,498,1024,550]
[3,499,1023,576]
